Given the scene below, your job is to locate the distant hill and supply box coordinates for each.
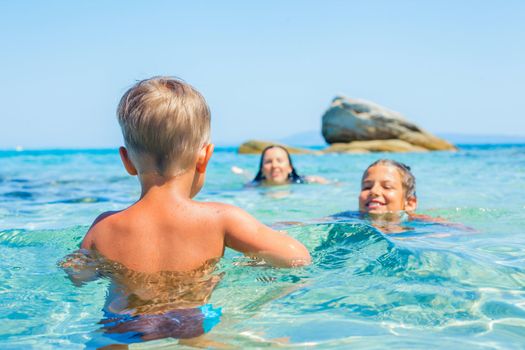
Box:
[437,133,525,144]
[278,130,525,147]
[278,130,326,146]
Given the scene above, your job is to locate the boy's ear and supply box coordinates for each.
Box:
[119,147,138,175]
[196,144,214,174]
[405,196,417,212]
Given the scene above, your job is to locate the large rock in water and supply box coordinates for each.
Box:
[238,140,319,154]
[321,96,456,151]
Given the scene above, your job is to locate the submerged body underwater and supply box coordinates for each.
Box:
[0,144,524,349]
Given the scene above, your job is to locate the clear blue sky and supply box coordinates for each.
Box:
[1,0,524,148]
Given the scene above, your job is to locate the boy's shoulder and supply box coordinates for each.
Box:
[192,201,258,230]
[195,201,247,220]
[83,202,243,234]
[92,210,122,226]
[81,210,122,249]
[196,201,237,211]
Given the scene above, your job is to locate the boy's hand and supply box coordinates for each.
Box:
[59,249,100,286]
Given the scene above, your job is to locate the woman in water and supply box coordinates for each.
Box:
[233,145,328,186]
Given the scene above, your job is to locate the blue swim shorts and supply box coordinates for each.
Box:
[99,304,222,342]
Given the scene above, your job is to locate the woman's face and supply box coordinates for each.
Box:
[261,147,293,185]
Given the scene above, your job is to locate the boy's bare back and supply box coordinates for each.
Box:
[82,199,225,272]
[82,191,310,273]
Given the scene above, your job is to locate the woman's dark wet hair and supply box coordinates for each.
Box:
[252,145,305,184]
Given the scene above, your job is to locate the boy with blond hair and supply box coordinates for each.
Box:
[82,76,310,271]
[65,76,310,345]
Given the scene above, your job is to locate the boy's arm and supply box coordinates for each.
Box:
[61,211,118,286]
[80,210,119,249]
[61,223,100,286]
[222,205,311,267]
[59,249,100,287]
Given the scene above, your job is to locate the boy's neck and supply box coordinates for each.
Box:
[138,169,196,199]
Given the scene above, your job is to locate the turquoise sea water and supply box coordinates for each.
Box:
[1,144,524,349]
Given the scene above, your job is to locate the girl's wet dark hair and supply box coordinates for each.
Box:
[364,159,416,199]
[252,145,305,184]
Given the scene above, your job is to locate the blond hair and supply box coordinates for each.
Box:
[117,77,210,174]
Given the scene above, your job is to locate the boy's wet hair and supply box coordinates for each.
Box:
[117,76,210,174]
[252,145,304,184]
[363,159,416,199]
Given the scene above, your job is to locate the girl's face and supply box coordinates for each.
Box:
[262,147,293,185]
[358,164,417,214]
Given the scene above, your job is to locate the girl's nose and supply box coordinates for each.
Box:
[370,183,381,196]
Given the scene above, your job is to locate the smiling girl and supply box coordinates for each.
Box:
[359,159,417,216]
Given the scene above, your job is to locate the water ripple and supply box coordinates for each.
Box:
[3,191,34,200]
